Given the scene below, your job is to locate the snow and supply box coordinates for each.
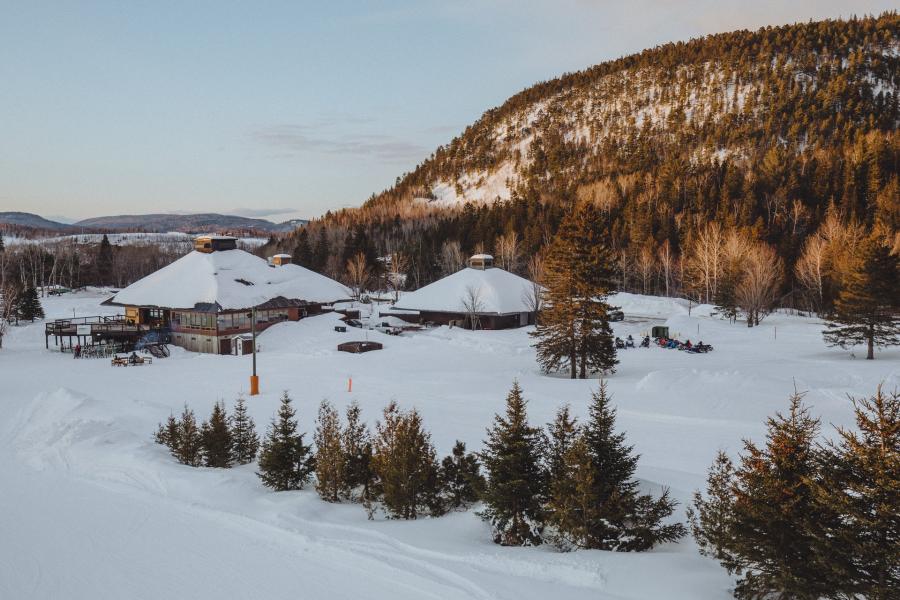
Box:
[393,267,536,315]
[1,289,897,600]
[109,249,350,310]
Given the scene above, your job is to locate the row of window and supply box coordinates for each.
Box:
[171,309,291,331]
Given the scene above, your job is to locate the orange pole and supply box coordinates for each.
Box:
[250,375,260,396]
[348,377,352,393]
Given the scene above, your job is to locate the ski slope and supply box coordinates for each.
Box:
[1,290,896,600]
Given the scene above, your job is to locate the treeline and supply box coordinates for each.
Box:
[154,382,684,551]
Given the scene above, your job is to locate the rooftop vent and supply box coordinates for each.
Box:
[268,254,292,266]
[468,254,494,270]
[194,235,237,253]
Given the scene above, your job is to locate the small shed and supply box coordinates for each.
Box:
[651,325,670,339]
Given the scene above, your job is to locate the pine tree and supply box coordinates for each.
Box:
[480,381,545,546]
[201,401,233,468]
[815,386,900,599]
[545,436,596,550]
[174,405,203,467]
[257,392,314,491]
[341,401,372,502]
[371,402,442,519]
[531,204,618,378]
[16,286,44,321]
[580,380,639,548]
[688,451,740,569]
[691,391,831,599]
[97,234,113,286]
[545,404,579,495]
[439,440,485,510]
[154,412,180,453]
[230,395,259,465]
[292,228,312,268]
[824,233,899,359]
[314,400,346,502]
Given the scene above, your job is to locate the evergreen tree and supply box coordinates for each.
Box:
[16,286,44,321]
[567,381,684,551]
[174,405,203,467]
[341,402,372,501]
[815,386,900,599]
[97,234,113,286]
[314,400,346,502]
[480,381,545,546]
[371,402,442,519]
[230,395,259,465]
[579,380,639,548]
[545,436,599,551]
[688,451,740,569]
[0,232,4,252]
[438,440,485,510]
[292,228,312,268]
[257,392,314,491]
[531,204,617,379]
[690,391,831,599]
[824,233,899,359]
[545,404,579,495]
[154,412,180,453]
[201,401,233,468]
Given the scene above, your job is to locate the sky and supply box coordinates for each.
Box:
[0,1,894,223]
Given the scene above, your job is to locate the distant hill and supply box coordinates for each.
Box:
[0,212,73,231]
[73,213,303,234]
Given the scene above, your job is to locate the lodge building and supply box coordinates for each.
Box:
[106,236,350,354]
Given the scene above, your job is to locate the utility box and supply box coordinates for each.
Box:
[651,326,670,339]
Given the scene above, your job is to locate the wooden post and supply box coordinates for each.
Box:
[249,307,259,396]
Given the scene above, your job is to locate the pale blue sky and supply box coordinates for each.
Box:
[0,1,893,222]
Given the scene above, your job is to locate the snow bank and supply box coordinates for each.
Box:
[394,267,536,314]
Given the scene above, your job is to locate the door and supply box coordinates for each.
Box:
[219,338,232,355]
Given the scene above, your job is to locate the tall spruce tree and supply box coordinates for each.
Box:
[545,404,579,500]
[292,228,312,268]
[96,234,113,286]
[561,381,685,551]
[480,381,545,546]
[815,386,900,599]
[824,233,899,359]
[16,286,44,321]
[230,395,259,465]
[174,405,203,467]
[371,402,442,519]
[439,440,485,510]
[201,401,234,468]
[691,391,831,599]
[342,401,372,502]
[531,204,618,378]
[257,392,314,491]
[314,400,346,502]
[154,412,180,453]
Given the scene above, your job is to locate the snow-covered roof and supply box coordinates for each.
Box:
[470,253,493,260]
[108,249,350,311]
[270,253,292,259]
[392,267,537,315]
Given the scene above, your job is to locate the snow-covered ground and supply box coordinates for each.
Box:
[1,290,896,600]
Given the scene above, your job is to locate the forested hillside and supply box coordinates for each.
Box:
[274,14,898,310]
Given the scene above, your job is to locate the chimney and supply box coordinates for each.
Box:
[468,254,493,270]
[269,253,292,266]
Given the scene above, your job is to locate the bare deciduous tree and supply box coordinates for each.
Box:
[439,240,465,276]
[494,231,520,273]
[385,251,408,302]
[685,222,724,303]
[736,243,783,327]
[345,252,371,301]
[657,240,675,297]
[522,253,545,314]
[461,285,484,330]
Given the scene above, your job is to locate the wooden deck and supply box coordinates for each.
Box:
[45,315,155,350]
